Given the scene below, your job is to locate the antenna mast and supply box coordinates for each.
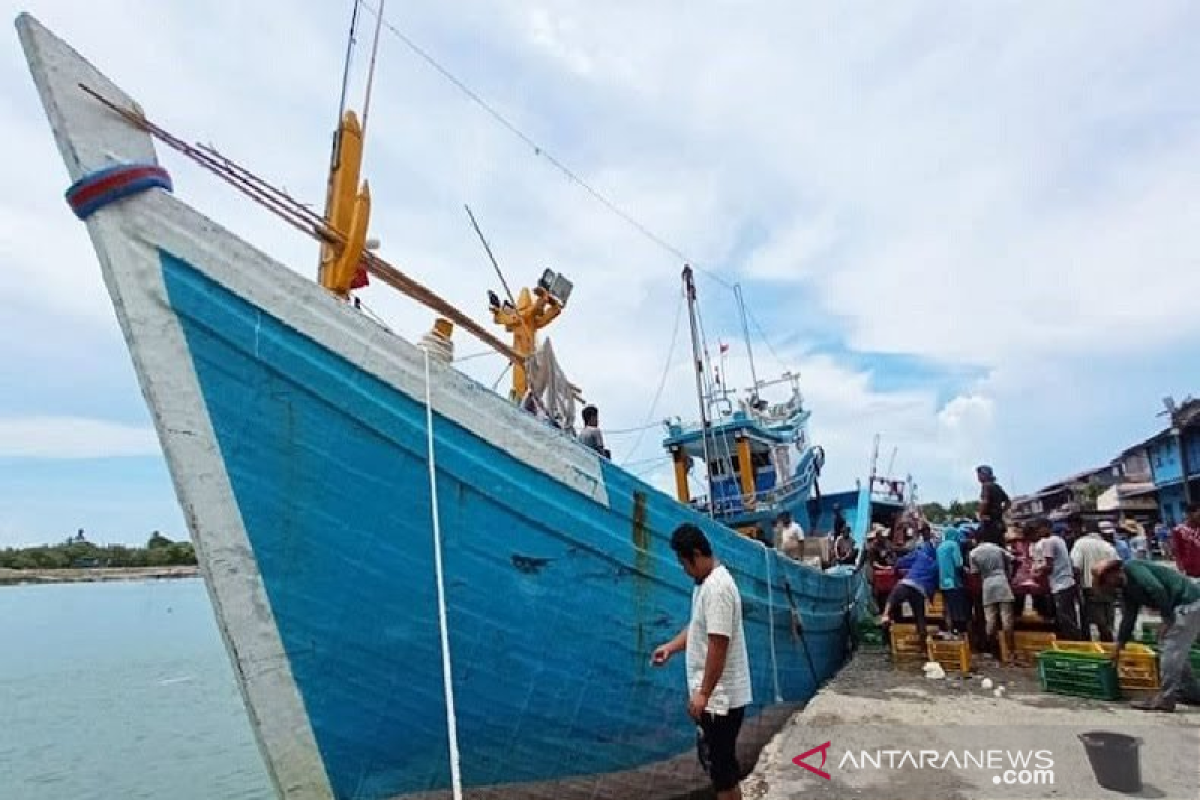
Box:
[733,283,760,395]
[683,266,715,517]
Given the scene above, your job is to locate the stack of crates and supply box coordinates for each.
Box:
[1013,630,1057,667]
[1036,648,1120,700]
[890,623,939,661]
[1097,642,1160,696]
[927,636,971,676]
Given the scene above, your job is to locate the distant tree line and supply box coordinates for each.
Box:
[0,531,196,570]
[919,501,980,523]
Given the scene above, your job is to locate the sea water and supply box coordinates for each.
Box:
[0,579,274,800]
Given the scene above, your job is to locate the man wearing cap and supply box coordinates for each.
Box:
[1101,520,1132,562]
[1096,558,1200,712]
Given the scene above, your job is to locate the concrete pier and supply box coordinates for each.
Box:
[745,649,1198,799]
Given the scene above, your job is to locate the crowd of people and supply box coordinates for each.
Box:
[869,465,1200,713]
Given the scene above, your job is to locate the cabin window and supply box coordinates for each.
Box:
[752,451,772,470]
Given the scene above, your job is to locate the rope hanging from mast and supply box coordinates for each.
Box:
[359,0,386,140]
[335,0,361,145]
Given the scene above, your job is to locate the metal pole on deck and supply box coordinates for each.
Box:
[683,265,715,517]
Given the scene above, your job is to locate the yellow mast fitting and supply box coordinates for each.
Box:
[318,110,369,296]
[489,280,565,400]
[735,435,756,508]
[671,447,691,503]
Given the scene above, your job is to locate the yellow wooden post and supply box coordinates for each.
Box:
[318,111,369,297]
[736,436,756,505]
[672,447,690,503]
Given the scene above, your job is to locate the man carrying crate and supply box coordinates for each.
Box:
[1095,558,1200,712]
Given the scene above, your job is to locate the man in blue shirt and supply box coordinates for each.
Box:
[881,538,939,649]
[937,526,969,635]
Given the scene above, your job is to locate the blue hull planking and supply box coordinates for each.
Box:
[161,251,857,799]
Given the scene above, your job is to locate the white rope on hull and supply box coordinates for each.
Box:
[423,347,464,799]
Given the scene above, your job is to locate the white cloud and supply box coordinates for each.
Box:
[2,0,1198,521]
[0,416,160,458]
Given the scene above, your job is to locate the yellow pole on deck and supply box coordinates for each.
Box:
[671,447,691,503]
[736,435,756,507]
[318,111,370,297]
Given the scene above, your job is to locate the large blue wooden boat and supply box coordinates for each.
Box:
[18,14,902,799]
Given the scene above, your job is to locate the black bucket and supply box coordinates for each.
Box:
[1079,731,1143,793]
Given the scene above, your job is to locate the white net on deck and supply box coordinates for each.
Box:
[526,337,583,434]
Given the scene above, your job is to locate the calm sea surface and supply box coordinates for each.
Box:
[0,579,275,800]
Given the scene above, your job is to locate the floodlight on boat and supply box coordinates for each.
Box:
[538,269,574,306]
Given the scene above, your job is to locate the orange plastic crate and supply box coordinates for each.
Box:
[927,592,945,619]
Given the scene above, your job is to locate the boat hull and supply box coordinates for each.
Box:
[18,14,860,800]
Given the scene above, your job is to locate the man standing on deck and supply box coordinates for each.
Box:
[1071,526,1118,641]
[832,503,849,538]
[578,405,610,458]
[774,511,805,561]
[1096,558,1200,712]
[975,465,1010,545]
[652,524,752,800]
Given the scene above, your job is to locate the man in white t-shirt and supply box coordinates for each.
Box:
[1071,527,1118,641]
[652,524,752,799]
[775,511,805,560]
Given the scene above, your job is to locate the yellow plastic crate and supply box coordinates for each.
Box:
[927,592,945,618]
[1098,643,1161,692]
[1051,641,1104,654]
[1013,631,1057,666]
[927,637,971,675]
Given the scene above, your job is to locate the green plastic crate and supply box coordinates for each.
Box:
[855,620,885,647]
[1036,651,1120,700]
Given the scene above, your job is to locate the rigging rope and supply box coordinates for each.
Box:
[359,3,811,383]
[422,347,464,800]
[335,0,361,129]
[764,546,783,702]
[617,287,685,466]
[359,0,387,140]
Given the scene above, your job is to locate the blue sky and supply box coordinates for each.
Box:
[2,0,1200,545]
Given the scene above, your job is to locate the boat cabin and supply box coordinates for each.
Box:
[661,380,819,539]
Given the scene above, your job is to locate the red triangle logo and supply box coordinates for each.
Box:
[792,741,832,780]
